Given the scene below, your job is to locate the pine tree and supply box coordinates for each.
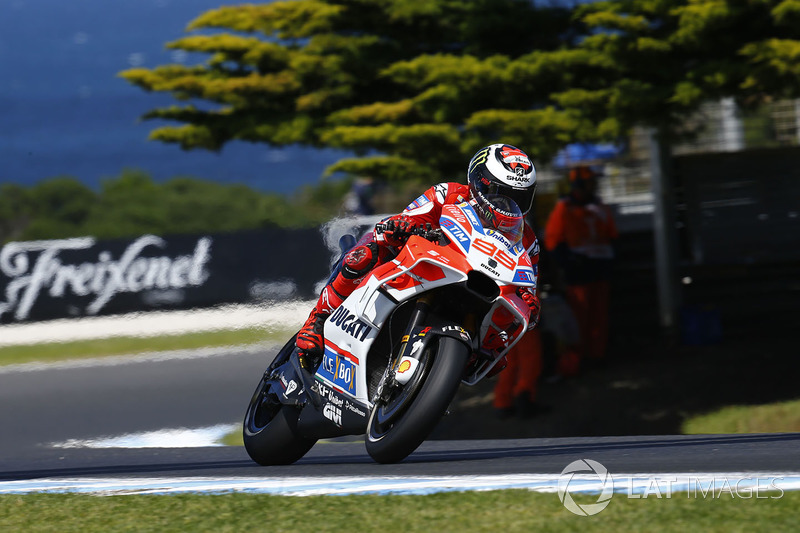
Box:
[120,0,575,183]
[121,0,800,183]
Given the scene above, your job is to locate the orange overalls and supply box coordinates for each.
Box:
[544,196,618,364]
[492,327,543,410]
[492,224,542,412]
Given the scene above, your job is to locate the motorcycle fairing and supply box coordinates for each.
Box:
[317,202,536,403]
[440,203,535,289]
[398,324,472,362]
[296,377,370,439]
[316,244,470,405]
[265,360,306,407]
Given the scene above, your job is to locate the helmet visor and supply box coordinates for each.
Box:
[479,194,524,245]
[473,178,535,215]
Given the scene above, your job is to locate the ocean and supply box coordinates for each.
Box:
[0,0,346,194]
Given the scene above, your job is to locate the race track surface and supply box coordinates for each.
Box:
[2,345,799,491]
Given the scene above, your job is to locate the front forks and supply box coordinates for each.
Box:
[374,296,432,404]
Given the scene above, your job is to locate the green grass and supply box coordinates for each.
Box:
[220,426,244,446]
[682,398,800,434]
[0,327,294,367]
[0,490,795,532]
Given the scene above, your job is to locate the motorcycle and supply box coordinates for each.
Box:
[242,201,537,464]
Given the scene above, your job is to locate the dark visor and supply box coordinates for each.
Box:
[474,179,535,215]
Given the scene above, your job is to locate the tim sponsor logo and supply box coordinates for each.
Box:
[441,219,470,247]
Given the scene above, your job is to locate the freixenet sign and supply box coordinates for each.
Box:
[0,235,212,321]
[0,227,333,324]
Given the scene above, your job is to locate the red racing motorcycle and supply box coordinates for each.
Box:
[243,201,536,464]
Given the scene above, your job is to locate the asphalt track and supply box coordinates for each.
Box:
[1,345,799,490]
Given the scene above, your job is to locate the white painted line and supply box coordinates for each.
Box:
[0,343,272,374]
[0,301,312,347]
[51,424,239,449]
[2,473,799,497]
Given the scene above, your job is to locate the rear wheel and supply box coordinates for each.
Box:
[243,375,317,465]
[365,336,468,464]
[242,336,316,465]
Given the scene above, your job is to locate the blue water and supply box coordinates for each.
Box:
[0,0,346,194]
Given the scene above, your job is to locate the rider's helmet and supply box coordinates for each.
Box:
[467,144,536,241]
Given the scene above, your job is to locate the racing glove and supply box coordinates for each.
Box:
[375,214,422,247]
[517,286,541,330]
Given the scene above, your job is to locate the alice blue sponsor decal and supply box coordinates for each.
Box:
[406,193,431,210]
[513,268,536,284]
[318,348,357,392]
[485,229,513,249]
[441,218,471,252]
[462,204,485,235]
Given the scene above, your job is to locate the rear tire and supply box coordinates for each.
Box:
[242,346,317,465]
[365,336,468,464]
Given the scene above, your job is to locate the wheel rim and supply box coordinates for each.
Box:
[369,342,434,438]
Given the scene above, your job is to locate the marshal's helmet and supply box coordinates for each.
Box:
[467,144,536,241]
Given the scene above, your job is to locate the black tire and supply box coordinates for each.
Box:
[243,375,317,466]
[365,336,468,464]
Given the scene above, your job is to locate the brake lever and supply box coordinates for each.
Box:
[425,228,443,242]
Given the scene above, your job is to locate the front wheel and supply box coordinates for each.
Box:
[243,375,316,465]
[365,336,469,464]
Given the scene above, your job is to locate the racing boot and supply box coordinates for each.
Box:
[296,284,344,370]
[296,240,382,370]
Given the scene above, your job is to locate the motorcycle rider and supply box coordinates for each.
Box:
[296,143,542,369]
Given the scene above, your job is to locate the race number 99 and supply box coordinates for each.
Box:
[472,239,516,270]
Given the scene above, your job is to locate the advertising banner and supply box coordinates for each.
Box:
[0,227,333,324]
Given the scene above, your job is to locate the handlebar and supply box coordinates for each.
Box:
[375,222,443,243]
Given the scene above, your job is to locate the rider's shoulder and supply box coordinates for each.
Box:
[428,182,469,204]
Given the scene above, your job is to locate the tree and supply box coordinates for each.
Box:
[0,171,355,243]
[0,183,32,243]
[120,0,577,184]
[20,178,97,240]
[532,0,800,142]
[532,0,800,331]
[123,0,800,172]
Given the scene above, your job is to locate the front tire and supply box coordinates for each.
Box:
[365,336,468,464]
[243,376,317,466]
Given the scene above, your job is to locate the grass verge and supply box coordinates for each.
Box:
[682,398,800,434]
[0,490,795,532]
[220,426,244,446]
[0,327,295,367]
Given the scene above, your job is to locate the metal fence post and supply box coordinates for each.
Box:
[648,127,682,332]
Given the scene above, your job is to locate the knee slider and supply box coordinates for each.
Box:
[342,243,379,279]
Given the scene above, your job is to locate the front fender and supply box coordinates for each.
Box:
[399,322,472,362]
